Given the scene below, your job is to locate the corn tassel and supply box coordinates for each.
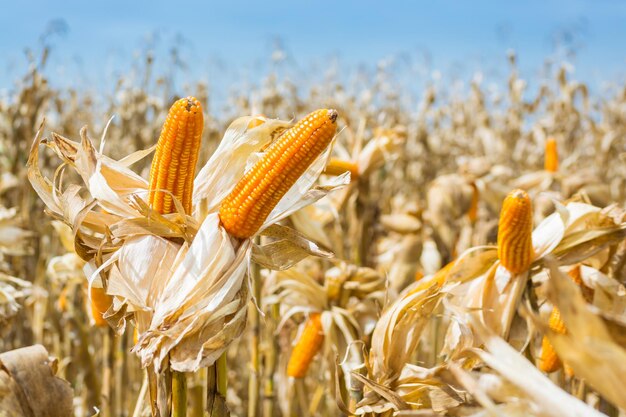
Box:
[323,158,359,180]
[544,137,559,173]
[287,313,324,378]
[539,265,592,373]
[497,189,534,274]
[90,287,113,328]
[148,97,204,215]
[219,109,338,239]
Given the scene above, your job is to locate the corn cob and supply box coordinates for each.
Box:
[468,182,479,223]
[544,137,559,173]
[539,265,592,373]
[538,306,566,372]
[287,312,324,378]
[219,109,338,239]
[323,158,359,180]
[148,97,204,215]
[90,287,113,328]
[497,189,534,274]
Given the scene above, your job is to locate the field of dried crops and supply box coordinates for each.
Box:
[1,47,625,417]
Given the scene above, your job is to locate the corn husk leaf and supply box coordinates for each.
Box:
[252,223,333,271]
[0,345,73,417]
[537,258,626,410]
[469,320,605,417]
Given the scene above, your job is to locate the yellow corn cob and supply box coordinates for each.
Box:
[287,312,324,378]
[148,97,204,215]
[497,189,534,274]
[90,287,113,328]
[219,109,338,239]
[323,158,359,180]
[539,306,566,372]
[539,265,590,373]
[468,182,479,223]
[544,137,559,173]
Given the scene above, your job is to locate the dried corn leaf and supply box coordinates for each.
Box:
[539,259,626,410]
[470,322,605,417]
[0,345,73,417]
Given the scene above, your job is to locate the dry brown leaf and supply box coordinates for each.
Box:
[0,345,73,417]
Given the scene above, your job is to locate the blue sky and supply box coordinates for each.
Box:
[2,0,625,99]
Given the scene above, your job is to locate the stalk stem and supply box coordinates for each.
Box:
[132,371,149,417]
[206,353,229,417]
[147,367,160,417]
[172,371,187,417]
[262,304,279,417]
[248,251,261,417]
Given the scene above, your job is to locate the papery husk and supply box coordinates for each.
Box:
[535,259,626,410]
[444,201,626,355]
[290,203,335,248]
[0,272,32,326]
[193,116,292,217]
[0,345,74,417]
[463,320,606,417]
[104,210,252,372]
[380,234,423,295]
[29,115,345,372]
[426,174,475,259]
[357,127,404,178]
[270,260,385,408]
[355,364,464,415]
[369,284,444,381]
[252,221,334,272]
[0,206,33,256]
[28,122,149,232]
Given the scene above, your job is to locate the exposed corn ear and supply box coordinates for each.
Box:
[287,312,324,378]
[219,109,338,239]
[497,189,534,274]
[544,137,559,173]
[148,97,204,215]
[89,287,113,328]
[539,306,566,372]
[323,158,359,180]
[468,182,479,223]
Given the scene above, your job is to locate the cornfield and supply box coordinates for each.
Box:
[1,40,625,417]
